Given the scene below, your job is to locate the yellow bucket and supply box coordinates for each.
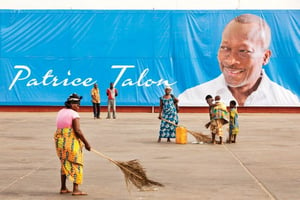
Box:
[176,126,187,144]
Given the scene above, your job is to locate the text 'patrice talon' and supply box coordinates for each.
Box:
[8,65,176,90]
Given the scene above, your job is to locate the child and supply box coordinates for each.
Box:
[205,95,228,144]
[228,100,239,143]
[212,96,228,144]
[205,95,215,143]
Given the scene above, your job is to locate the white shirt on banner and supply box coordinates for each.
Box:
[178,70,300,106]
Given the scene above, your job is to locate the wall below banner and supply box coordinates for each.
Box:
[0,106,299,113]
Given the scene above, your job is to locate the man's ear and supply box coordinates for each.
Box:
[263,49,272,65]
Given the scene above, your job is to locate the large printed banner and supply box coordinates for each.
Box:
[0,10,299,106]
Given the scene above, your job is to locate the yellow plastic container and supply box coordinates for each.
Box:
[176,126,187,144]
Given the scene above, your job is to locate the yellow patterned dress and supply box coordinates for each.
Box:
[210,102,228,137]
[54,128,84,184]
[229,108,239,135]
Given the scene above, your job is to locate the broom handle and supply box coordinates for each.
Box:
[161,118,210,142]
[161,118,179,127]
[161,118,193,134]
[91,148,143,180]
[91,149,120,165]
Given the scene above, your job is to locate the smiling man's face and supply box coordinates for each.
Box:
[217,21,271,89]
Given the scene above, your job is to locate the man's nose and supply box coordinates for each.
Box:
[223,52,240,65]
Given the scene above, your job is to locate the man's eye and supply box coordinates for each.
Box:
[239,49,252,53]
[220,46,229,51]
[238,49,255,58]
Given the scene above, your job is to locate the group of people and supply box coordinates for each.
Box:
[91,82,118,120]
[205,95,239,144]
[54,88,238,196]
[158,12,300,144]
[53,13,298,196]
[157,86,239,145]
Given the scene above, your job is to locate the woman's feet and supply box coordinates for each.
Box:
[157,138,172,142]
[72,183,88,195]
[60,188,87,196]
[72,190,88,196]
[60,189,72,194]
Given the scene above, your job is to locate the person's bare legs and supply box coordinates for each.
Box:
[233,135,237,143]
[157,137,161,143]
[60,175,71,193]
[227,133,232,143]
[211,133,216,144]
[219,136,223,144]
[73,183,79,193]
[73,183,87,195]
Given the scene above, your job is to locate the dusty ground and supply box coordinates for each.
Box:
[0,111,299,200]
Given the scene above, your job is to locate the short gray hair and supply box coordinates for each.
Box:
[233,14,271,49]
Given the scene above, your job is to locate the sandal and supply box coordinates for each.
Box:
[60,189,72,194]
[72,191,88,196]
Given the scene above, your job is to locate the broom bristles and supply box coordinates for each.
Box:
[91,149,164,190]
[187,130,211,143]
[161,118,211,143]
[117,159,164,190]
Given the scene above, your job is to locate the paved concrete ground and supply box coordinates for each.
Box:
[0,111,299,200]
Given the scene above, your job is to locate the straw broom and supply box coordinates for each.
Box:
[161,118,211,143]
[91,149,164,190]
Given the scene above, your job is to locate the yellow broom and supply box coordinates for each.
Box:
[161,118,211,143]
[91,149,164,190]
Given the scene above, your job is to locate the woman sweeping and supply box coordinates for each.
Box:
[158,86,179,142]
[54,93,91,195]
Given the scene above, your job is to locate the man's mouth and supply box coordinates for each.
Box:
[223,66,248,87]
[224,67,245,75]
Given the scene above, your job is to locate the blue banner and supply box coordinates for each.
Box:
[0,10,299,106]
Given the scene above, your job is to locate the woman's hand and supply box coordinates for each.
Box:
[85,143,91,151]
[158,114,162,120]
[205,122,211,129]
